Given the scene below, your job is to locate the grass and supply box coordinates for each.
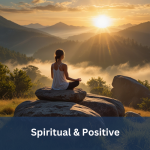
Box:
[0,98,36,117]
[125,106,150,117]
[0,98,150,117]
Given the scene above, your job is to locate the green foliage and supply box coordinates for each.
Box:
[90,87,104,94]
[0,46,34,64]
[138,79,150,90]
[87,77,112,98]
[87,77,106,89]
[0,63,16,99]
[138,97,150,111]
[22,65,41,82]
[0,63,33,99]
[10,68,32,97]
[0,62,53,99]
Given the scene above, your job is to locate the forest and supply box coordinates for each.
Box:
[34,34,150,68]
[0,46,34,64]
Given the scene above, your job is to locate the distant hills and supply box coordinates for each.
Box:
[67,27,120,41]
[24,23,47,29]
[33,40,82,62]
[0,46,34,64]
[67,33,96,41]
[0,16,62,55]
[39,22,94,38]
[116,23,134,29]
[34,33,150,68]
[116,22,150,46]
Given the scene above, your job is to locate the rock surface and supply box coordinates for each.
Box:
[35,87,86,102]
[14,100,100,117]
[80,93,125,117]
[112,75,150,107]
[125,111,145,123]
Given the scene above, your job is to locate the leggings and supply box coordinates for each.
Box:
[66,81,79,90]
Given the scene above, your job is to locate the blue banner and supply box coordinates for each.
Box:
[0,117,149,150]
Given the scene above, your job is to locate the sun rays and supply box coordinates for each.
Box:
[93,15,112,28]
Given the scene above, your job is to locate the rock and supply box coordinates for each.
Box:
[125,111,145,123]
[35,87,86,102]
[79,93,125,117]
[112,75,150,107]
[14,100,100,117]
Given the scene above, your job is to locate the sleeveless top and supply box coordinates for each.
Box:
[52,63,69,90]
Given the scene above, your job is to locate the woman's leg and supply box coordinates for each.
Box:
[66,81,79,90]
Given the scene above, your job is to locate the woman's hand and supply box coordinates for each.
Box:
[76,78,82,82]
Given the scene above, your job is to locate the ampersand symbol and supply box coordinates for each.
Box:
[73,128,80,136]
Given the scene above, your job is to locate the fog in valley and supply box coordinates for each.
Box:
[5,60,150,87]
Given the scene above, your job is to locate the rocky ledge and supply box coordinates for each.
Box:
[35,87,86,103]
[14,88,125,117]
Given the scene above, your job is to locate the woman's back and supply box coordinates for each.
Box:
[52,63,69,90]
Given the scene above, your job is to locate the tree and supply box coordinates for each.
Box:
[10,68,32,97]
[87,77,112,98]
[0,63,15,99]
[87,77,106,89]
[22,65,41,82]
[138,80,150,90]
[138,98,150,111]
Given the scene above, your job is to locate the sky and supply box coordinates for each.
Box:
[0,0,150,26]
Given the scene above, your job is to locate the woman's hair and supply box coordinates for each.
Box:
[54,49,65,62]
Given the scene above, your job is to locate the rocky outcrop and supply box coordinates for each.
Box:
[112,75,150,108]
[14,100,100,117]
[35,88,86,103]
[80,93,125,117]
[14,87,125,118]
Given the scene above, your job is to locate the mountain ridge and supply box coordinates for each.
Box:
[116,21,150,46]
[0,16,62,55]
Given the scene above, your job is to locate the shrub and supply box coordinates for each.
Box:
[87,77,106,89]
[138,97,150,111]
[90,87,104,95]
[0,107,15,115]
[138,80,150,90]
[90,86,113,97]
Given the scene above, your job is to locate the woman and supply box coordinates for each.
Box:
[51,49,81,90]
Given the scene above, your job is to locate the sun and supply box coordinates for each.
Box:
[93,15,111,28]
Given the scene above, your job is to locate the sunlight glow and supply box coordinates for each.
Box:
[93,15,111,28]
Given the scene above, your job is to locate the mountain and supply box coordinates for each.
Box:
[34,33,150,68]
[39,22,93,38]
[24,23,46,29]
[67,33,96,41]
[116,23,133,29]
[116,22,150,46]
[33,40,82,61]
[0,45,34,64]
[0,16,62,55]
[67,27,120,41]
[40,22,89,31]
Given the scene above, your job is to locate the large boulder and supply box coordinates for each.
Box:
[79,93,125,117]
[35,88,86,103]
[14,100,100,117]
[112,75,150,107]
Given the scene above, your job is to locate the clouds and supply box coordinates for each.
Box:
[0,1,150,13]
[31,0,53,4]
[32,0,45,4]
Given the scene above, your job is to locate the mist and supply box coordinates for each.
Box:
[4,60,150,87]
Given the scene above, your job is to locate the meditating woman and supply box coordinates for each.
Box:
[51,49,81,90]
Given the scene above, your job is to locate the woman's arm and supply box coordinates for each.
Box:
[51,64,53,79]
[64,64,81,82]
